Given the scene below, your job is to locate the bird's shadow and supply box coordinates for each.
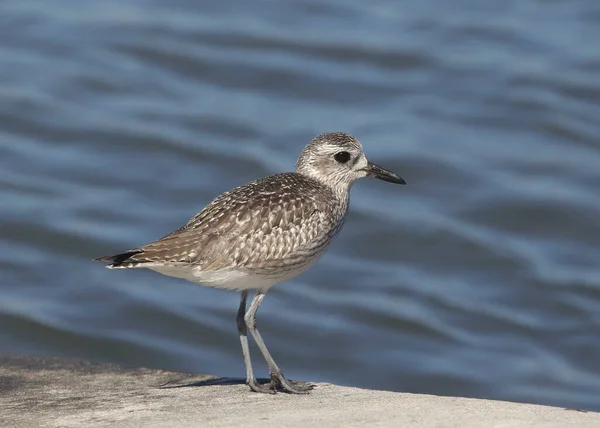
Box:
[159,376,270,389]
[158,376,315,393]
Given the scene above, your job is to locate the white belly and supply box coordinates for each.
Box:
[146,264,304,291]
[125,239,329,292]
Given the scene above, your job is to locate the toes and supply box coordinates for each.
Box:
[247,374,313,395]
[287,380,314,392]
[270,373,312,394]
[280,381,311,394]
[247,379,276,394]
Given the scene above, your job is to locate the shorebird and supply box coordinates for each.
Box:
[95,132,405,394]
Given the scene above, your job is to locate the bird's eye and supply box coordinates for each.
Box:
[334,151,351,163]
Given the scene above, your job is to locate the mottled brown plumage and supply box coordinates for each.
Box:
[100,173,347,277]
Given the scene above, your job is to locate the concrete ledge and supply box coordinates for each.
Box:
[0,354,597,428]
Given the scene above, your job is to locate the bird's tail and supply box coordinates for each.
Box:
[93,250,144,268]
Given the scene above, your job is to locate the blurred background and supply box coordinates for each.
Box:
[1,0,600,411]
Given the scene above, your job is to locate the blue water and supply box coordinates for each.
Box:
[1,0,600,411]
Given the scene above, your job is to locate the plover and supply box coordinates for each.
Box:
[95,132,405,394]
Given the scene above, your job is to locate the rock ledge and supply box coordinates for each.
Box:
[0,354,597,428]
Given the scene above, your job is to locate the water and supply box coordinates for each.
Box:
[1,0,600,411]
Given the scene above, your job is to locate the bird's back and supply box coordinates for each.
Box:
[97,172,349,281]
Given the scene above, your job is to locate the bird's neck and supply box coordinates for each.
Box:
[297,169,352,197]
[296,171,350,212]
[321,180,351,219]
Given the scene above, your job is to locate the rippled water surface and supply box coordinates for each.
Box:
[1,0,600,411]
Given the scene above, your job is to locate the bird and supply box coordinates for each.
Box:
[94,132,406,394]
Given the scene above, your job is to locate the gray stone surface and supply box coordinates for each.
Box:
[0,354,598,428]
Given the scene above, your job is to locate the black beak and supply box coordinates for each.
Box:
[361,161,406,184]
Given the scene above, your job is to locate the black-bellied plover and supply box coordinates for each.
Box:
[95,132,405,394]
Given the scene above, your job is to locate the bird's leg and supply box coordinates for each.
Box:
[245,290,313,394]
[237,290,273,394]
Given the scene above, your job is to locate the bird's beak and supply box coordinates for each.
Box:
[361,161,406,184]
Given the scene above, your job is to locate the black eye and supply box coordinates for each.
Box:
[334,151,351,163]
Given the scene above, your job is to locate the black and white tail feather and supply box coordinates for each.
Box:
[93,250,144,268]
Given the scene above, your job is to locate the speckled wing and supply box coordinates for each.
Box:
[97,173,342,273]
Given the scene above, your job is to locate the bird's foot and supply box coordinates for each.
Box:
[247,378,276,394]
[268,371,313,394]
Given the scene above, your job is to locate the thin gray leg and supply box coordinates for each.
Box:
[237,290,273,394]
[245,290,312,394]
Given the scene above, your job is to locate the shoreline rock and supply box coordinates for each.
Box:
[1,354,598,428]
